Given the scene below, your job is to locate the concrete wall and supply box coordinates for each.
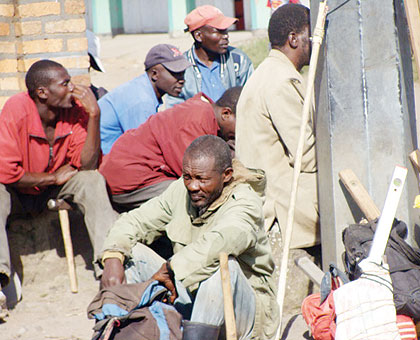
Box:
[247,0,271,31]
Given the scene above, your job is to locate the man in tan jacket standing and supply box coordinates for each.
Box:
[235,4,319,249]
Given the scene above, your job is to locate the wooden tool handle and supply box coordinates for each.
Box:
[219,253,237,340]
[339,169,381,221]
[409,149,420,172]
[59,209,78,293]
[275,2,329,337]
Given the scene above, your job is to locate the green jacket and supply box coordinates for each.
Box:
[101,160,279,339]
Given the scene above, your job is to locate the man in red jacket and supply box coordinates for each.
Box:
[0,60,118,315]
[99,86,242,213]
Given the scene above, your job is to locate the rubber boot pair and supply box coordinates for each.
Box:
[182,320,221,340]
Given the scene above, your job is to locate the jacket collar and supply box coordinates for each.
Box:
[143,73,163,109]
[269,49,307,101]
[188,159,266,223]
[25,93,46,138]
[188,45,227,80]
[270,49,303,74]
[26,92,76,140]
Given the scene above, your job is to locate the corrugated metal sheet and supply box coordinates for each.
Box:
[122,0,169,33]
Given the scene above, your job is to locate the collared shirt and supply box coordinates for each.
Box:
[100,93,218,195]
[166,46,254,108]
[192,49,226,102]
[0,92,89,195]
[99,73,162,154]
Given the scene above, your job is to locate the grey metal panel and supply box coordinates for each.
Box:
[313,0,418,270]
[195,0,235,17]
[122,0,169,33]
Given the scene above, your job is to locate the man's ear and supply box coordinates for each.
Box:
[150,66,159,82]
[193,29,203,43]
[36,86,48,100]
[220,107,233,120]
[223,167,233,184]
[288,32,299,49]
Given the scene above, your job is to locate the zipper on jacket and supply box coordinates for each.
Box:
[48,145,53,169]
[29,131,72,171]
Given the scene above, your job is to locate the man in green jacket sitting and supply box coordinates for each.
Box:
[99,135,279,340]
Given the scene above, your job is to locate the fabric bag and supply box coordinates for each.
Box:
[87,279,182,340]
[342,219,420,321]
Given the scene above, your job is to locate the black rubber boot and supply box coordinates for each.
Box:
[182,320,221,340]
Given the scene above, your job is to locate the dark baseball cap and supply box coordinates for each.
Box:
[144,44,191,73]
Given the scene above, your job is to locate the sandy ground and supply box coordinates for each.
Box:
[1,32,312,340]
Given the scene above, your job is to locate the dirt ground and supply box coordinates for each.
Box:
[0,32,312,340]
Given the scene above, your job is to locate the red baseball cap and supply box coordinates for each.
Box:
[184,5,238,32]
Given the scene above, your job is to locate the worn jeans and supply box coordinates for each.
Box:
[0,170,118,287]
[125,243,256,340]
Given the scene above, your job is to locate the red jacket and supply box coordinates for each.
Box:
[100,93,219,195]
[0,92,89,195]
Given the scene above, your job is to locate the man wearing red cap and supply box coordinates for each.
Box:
[166,5,253,108]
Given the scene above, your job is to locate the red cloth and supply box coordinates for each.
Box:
[100,93,219,195]
[302,292,418,340]
[396,315,418,340]
[0,92,89,195]
[301,292,336,340]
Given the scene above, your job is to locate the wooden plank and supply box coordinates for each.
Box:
[294,256,324,286]
[339,169,381,222]
[409,149,420,172]
[404,0,420,75]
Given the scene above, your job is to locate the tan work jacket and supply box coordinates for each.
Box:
[235,49,320,249]
[101,160,279,339]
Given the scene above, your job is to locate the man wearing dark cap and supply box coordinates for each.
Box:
[99,44,191,154]
[166,5,253,108]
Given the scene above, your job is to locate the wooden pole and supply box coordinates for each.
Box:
[404,0,420,75]
[219,253,237,340]
[58,209,78,293]
[275,2,328,338]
